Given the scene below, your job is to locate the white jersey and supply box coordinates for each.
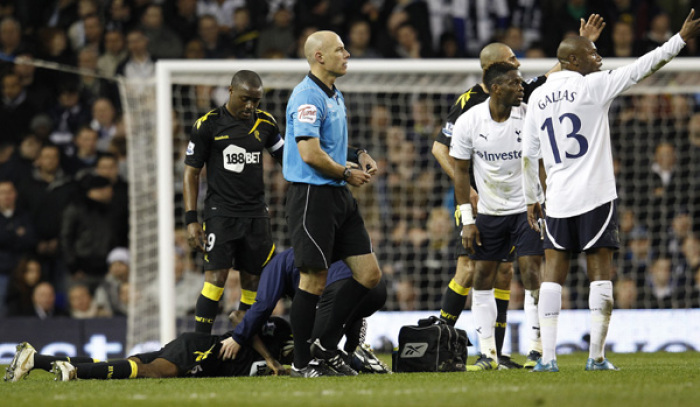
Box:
[450,99,542,215]
[522,34,686,218]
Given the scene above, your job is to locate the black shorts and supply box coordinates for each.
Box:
[544,200,620,253]
[132,332,220,374]
[286,183,372,270]
[202,217,275,274]
[470,212,544,261]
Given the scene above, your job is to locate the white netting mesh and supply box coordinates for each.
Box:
[125,60,700,349]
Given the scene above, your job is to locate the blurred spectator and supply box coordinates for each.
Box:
[174,245,202,318]
[60,174,116,289]
[42,0,80,31]
[666,210,693,265]
[94,153,128,247]
[97,29,127,77]
[524,44,547,58]
[140,4,183,60]
[30,281,67,319]
[197,14,232,58]
[229,7,258,59]
[6,255,43,316]
[68,8,103,53]
[76,47,115,106]
[64,126,102,175]
[13,53,53,111]
[256,7,294,58]
[346,19,380,59]
[621,226,652,285]
[37,27,73,66]
[16,144,75,292]
[93,246,129,316]
[48,80,91,156]
[295,0,344,33]
[3,133,42,184]
[501,27,526,58]
[183,38,205,59]
[614,278,639,309]
[508,279,525,310]
[165,0,199,44]
[643,256,681,309]
[608,20,639,57]
[107,134,127,180]
[105,0,135,33]
[290,25,317,59]
[29,113,54,141]
[0,72,36,145]
[69,282,109,318]
[197,0,242,33]
[639,12,673,54]
[393,22,433,58]
[436,31,465,58]
[541,0,589,57]
[90,97,119,152]
[115,28,155,78]
[0,17,27,70]
[0,179,37,316]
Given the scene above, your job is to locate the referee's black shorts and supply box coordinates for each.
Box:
[286,183,372,270]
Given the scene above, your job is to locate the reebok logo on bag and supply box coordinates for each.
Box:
[393,316,468,373]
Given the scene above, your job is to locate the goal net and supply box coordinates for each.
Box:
[124,59,700,351]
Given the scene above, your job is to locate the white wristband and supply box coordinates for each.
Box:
[459,204,475,225]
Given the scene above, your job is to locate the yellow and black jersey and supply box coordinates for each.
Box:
[185,106,284,219]
[436,75,547,147]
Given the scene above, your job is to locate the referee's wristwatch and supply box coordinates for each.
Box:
[342,168,352,181]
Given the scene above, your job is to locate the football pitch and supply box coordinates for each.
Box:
[1,352,698,407]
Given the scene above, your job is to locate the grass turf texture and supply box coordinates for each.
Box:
[2,352,698,407]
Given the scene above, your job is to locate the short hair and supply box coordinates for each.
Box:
[230,70,262,89]
[483,62,518,91]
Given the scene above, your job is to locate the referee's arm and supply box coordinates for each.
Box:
[297,137,371,186]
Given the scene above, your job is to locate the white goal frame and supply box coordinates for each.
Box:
[152,58,700,346]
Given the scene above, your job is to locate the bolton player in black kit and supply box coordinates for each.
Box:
[184,70,284,333]
[432,15,605,369]
[4,317,293,381]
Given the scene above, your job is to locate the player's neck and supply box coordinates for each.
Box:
[489,98,511,122]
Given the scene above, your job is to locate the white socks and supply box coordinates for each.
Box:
[472,289,497,359]
[538,282,562,364]
[524,289,542,354]
[589,280,613,361]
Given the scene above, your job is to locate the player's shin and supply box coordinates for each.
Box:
[194,282,224,333]
[472,289,497,359]
[588,280,613,362]
[33,355,97,371]
[75,360,137,380]
[440,279,470,325]
[494,288,510,357]
[524,289,542,354]
[539,282,562,364]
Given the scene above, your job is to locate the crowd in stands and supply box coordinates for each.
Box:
[1,0,700,318]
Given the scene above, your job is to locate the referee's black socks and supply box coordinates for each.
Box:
[290,289,319,369]
[33,355,96,371]
[316,278,369,350]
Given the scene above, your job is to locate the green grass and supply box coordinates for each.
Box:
[2,352,699,407]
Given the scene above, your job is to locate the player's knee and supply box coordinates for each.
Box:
[359,265,381,288]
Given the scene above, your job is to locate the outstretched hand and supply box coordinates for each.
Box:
[680,9,700,42]
[580,14,606,43]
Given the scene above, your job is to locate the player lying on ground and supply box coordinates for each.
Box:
[219,248,390,376]
[4,317,292,382]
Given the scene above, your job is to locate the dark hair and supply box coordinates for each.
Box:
[230,70,262,89]
[483,62,518,91]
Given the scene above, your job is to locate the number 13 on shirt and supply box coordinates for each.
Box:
[540,113,589,164]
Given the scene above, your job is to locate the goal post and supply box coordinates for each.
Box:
[124,58,700,352]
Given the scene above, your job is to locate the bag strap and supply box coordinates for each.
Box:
[417,316,443,327]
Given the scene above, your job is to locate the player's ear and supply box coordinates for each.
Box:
[316,51,324,64]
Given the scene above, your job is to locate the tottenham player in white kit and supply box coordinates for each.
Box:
[450,62,545,371]
[522,10,700,373]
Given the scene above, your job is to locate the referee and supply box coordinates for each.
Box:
[283,30,382,377]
